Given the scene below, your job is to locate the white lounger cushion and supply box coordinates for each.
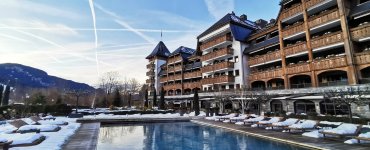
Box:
[245,116,264,122]
[258,117,280,124]
[323,123,359,134]
[38,120,67,125]
[289,120,317,129]
[0,124,17,134]
[0,133,44,145]
[273,118,298,126]
[359,132,370,138]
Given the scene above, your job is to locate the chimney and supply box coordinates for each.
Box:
[240,14,247,21]
[270,19,276,24]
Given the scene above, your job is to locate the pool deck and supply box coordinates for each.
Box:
[63,123,100,150]
[192,119,370,150]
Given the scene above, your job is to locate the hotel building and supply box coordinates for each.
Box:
[146,0,370,116]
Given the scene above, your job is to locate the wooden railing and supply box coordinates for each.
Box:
[146,63,155,69]
[184,82,202,89]
[201,61,234,73]
[202,75,235,85]
[305,0,325,9]
[351,24,370,41]
[249,50,281,66]
[249,68,283,81]
[284,42,307,56]
[201,47,233,61]
[174,65,182,71]
[286,63,311,74]
[163,84,182,91]
[168,56,182,64]
[355,52,370,65]
[167,74,182,81]
[313,55,347,70]
[146,79,154,84]
[282,22,304,37]
[308,9,340,28]
[281,3,303,21]
[160,77,167,83]
[200,34,233,51]
[146,71,155,76]
[311,31,343,49]
[184,71,202,79]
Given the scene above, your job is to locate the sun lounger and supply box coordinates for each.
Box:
[256,117,282,127]
[244,116,265,125]
[354,132,370,143]
[30,116,68,125]
[0,139,12,150]
[285,120,319,132]
[0,133,45,148]
[230,114,248,123]
[214,113,238,121]
[271,118,299,130]
[8,120,61,133]
[319,124,362,138]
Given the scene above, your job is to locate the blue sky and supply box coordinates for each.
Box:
[0,0,280,86]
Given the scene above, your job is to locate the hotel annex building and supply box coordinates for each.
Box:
[146,0,370,117]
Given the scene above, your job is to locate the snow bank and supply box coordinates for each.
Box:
[222,120,230,123]
[187,111,206,117]
[0,124,17,134]
[0,137,7,142]
[235,122,244,125]
[302,130,323,138]
[319,121,342,126]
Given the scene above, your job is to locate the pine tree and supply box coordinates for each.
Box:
[144,88,149,108]
[112,88,122,107]
[193,89,200,116]
[153,88,157,107]
[2,85,10,106]
[159,87,165,110]
[56,95,63,104]
[0,85,3,106]
[32,92,46,105]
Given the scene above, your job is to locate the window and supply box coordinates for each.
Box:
[234,56,239,63]
[228,57,233,62]
[228,71,233,76]
[235,70,240,76]
[236,84,240,89]
[229,85,234,89]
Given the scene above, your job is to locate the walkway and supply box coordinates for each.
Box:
[192,119,370,150]
[63,123,100,150]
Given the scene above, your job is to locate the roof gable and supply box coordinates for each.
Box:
[145,41,171,59]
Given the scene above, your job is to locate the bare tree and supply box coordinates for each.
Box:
[98,71,121,95]
[245,90,273,115]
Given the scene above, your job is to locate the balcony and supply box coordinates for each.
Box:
[167,65,182,73]
[313,55,347,70]
[355,51,370,65]
[306,0,337,15]
[184,82,202,89]
[282,22,305,39]
[249,68,283,81]
[305,0,325,9]
[200,34,233,51]
[249,50,281,66]
[146,71,155,76]
[160,77,168,83]
[284,42,308,57]
[311,31,343,51]
[146,63,155,69]
[351,23,370,42]
[167,74,182,81]
[146,78,154,84]
[286,62,311,75]
[202,75,234,85]
[168,56,182,64]
[319,80,348,87]
[308,9,340,31]
[163,83,182,91]
[201,47,233,62]
[184,71,202,79]
[281,4,303,23]
[201,61,234,73]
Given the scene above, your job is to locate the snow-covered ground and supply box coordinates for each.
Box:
[83,113,192,119]
[0,117,80,150]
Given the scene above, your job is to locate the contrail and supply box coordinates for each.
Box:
[93,2,156,45]
[0,33,31,43]
[88,0,99,109]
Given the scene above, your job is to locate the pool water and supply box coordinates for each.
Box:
[97,122,308,150]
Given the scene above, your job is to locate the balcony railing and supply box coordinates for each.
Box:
[284,42,307,56]
[249,68,283,81]
[201,61,234,73]
[184,82,202,89]
[286,62,311,74]
[146,79,154,84]
[281,3,303,21]
[313,55,347,70]
[163,84,182,90]
[168,56,182,64]
[355,51,370,65]
[305,0,325,9]
[160,77,167,83]
[266,85,285,90]
[184,71,202,79]
[146,71,155,76]
[282,22,304,38]
[174,65,182,72]
[202,75,235,85]
[249,50,281,66]
[167,65,182,73]
[308,9,339,29]
[146,63,155,69]
[351,24,370,42]
[311,31,343,49]
[201,47,233,61]
[200,34,233,51]
[167,74,182,81]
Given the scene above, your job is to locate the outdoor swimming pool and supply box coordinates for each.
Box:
[97,122,308,150]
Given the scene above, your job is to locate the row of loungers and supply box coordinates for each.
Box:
[0,116,68,150]
[206,114,370,144]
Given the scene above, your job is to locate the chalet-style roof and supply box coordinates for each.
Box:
[184,62,202,71]
[350,1,370,18]
[170,46,196,62]
[197,13,260,39]
[244,36,279,54]
[145,41,171,59]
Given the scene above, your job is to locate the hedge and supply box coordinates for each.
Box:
[0,104,72,119]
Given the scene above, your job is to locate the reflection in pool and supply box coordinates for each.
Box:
[97,122,307,150]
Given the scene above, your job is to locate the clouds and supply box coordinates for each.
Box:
[204,0,235,20]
